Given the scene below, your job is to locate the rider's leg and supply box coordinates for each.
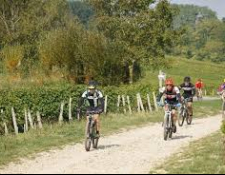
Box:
[172,109,177,133]
[172,109,177,124]
[86,116,90,137]
[187,102,193,116]
[93,114,100,134]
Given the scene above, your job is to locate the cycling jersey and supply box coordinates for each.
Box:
[180,83,196,99]
[158,86,181,104]
[79,90,104,112]
[195,81,204,89]
[218,83,225,92]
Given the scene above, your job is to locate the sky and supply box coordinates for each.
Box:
[171,0,225,19]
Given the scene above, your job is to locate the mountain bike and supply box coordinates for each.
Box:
[85,110,100,152]
[163,103,180,141]
[179,98,193,127]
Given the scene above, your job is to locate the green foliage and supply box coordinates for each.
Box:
[0,82,154,131]
[89,0,176,83]
[171,4,225,63]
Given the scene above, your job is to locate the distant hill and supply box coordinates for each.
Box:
[172,4,218,28]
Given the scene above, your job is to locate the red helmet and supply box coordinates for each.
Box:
[165,78,174,86]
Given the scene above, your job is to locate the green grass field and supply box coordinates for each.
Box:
[140,57,225,93]
[0,100,221,167]
[151,132,225,174]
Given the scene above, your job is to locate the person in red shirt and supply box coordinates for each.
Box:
[195,79,204,100]
[195,79,204,89]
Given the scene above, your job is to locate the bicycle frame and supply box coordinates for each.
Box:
[87,114,96,137]
[164,110,172,129]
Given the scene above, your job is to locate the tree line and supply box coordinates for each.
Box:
[0,0,180,85]
[171,4,225,63]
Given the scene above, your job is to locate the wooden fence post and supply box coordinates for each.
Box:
[153,92,158,112]
[1,110,8,136]
[137,94,141,113]
[24,108,29,132]
[122,95,127,114]
[104,95,108,114]
[138,93,145,112]
[117,95,121,112]
[127,96,132,115]
[69,98,73,121]
[59,101,64,125]
[4,123,9,136]
[147,94,153,113]
[28,109,34,129]
[12,107,18,135]
[37,111,43,129]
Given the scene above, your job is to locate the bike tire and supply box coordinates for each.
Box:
[169,129,173,139]
[85,122,92,152]
[164,116,169,141]
[93,138,99,149]
[186,112,193,125]
[178,109,185,127]
[92,124,99,149]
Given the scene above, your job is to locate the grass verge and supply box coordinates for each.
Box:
[151,132,225,174]
[0,100,221,167]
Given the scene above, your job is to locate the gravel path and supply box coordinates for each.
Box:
[0,116,222,174]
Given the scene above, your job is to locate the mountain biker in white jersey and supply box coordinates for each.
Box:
[78,81,104,138]
[157,78,182,133]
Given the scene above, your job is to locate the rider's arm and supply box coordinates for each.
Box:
[97,91,105,112]
[78,91,87,109]
[174,87,182,103]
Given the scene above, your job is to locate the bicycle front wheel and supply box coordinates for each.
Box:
[164,115,169,141]
[85,122,92,152]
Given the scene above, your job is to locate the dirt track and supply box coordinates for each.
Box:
[0,115,222,174]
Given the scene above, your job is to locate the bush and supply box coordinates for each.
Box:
[0,83,154,129]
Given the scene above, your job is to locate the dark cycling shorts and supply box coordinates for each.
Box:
[86,106,102,115]
[165,100,179,110]
[183,95,193,102]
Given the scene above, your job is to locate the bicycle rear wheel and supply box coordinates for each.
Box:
[92,124,99,149]
[178,108,186,127]
[187,112,193,125]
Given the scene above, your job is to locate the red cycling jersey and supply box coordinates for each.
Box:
[195,81,204,89]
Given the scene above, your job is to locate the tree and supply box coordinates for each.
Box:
[0,0,72,76]
[89,0,175,84]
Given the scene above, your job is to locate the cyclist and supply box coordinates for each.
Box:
[218,79,225,94]
[157,78,182,133]
[78,81,104,138]
[180,77,196,118]
[195,79,204,98]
